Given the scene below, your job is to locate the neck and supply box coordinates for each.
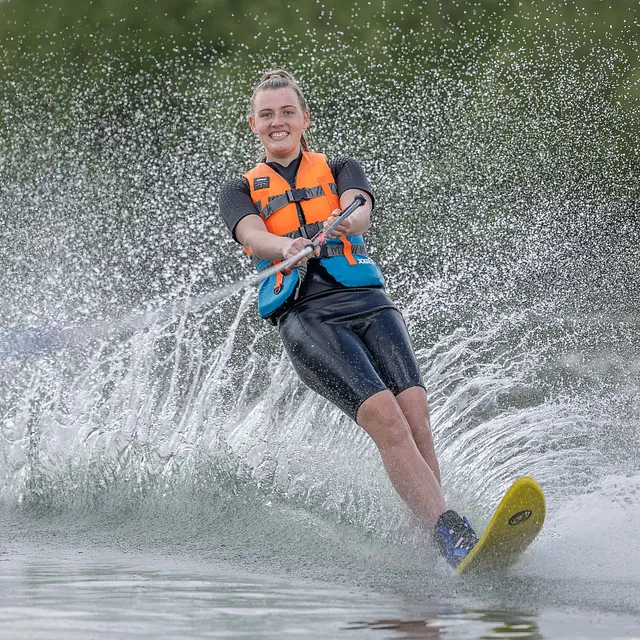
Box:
[265,147,303,166]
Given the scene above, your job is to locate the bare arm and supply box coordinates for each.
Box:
[324,188,373,238]
[235,215,314,262]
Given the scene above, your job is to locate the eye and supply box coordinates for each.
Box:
[259,112,273,119]
[283,109,295,116]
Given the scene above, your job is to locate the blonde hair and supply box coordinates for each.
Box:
[249,69,311,152]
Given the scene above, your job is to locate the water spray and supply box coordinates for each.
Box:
[0,196,366,358]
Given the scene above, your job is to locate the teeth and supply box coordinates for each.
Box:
[271,132,288,139]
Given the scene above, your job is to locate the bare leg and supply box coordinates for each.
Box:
[356,390,447,525]
[395,386,441,485]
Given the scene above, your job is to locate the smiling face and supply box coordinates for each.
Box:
[249,87,310,165]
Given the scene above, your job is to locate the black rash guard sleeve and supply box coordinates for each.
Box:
[327,157,375,209]
[219,176,259,242]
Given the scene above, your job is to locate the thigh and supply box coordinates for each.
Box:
[278,309,387,421]
[356,307,424,396]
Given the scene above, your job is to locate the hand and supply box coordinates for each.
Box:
[282,237,319,267]
[323,208,352,238]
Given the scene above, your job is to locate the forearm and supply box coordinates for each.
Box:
[235,186,374,260]
[243,228,292,261]
[339,189,372,236]
[342,209,371,236]
[235,215,315,264]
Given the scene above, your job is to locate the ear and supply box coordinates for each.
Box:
[303,110,310,130]
[249,115,258,134]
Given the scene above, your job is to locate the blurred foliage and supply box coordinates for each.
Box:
[1,0,638,73]
[0,1,638,154]
[1,1,638,139]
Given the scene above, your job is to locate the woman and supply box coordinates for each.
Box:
[219,70,478,569]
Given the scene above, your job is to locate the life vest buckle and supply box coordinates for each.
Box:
[285,187,317,203]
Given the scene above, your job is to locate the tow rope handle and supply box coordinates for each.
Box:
[252,194,367,288]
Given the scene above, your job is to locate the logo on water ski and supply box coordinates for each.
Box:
[508,510,532,526]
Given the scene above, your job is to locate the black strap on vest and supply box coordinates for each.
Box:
[253,242,367,271]
[284,222,324,240]
[318,243,366,258]
[260,183,339,220]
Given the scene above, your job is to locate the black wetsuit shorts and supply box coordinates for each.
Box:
[277,287,425,422]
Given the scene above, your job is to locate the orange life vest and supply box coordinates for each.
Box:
[243,151,341,237]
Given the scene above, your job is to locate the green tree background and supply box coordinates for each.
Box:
[2,1,638,139]
[1,1,638,81]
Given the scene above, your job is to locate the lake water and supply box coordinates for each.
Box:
[2,501,639,639]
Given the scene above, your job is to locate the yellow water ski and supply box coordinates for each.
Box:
[456,476,545,575]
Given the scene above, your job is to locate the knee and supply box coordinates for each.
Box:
[357,393,414,450]
[376,419,415,451]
